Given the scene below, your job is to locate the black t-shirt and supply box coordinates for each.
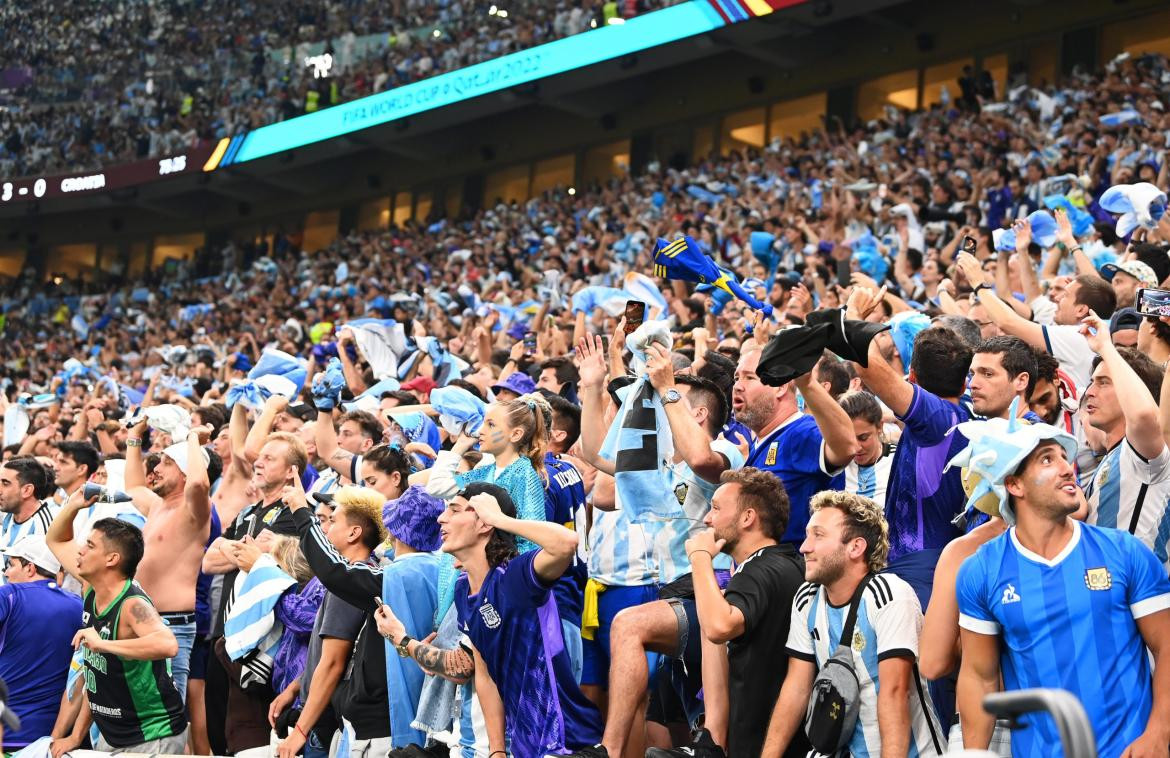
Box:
[723,543,810,758]
[213,498,300,636]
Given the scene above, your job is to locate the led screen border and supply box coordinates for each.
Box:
[230,1,738,165]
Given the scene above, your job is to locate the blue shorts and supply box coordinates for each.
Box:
[580,583,659,688]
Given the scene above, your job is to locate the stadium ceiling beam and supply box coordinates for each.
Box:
[128,199,189,220]
[860,10,912,34]
[223,168,317,197]
[343,134,440,162]
[203,181,263,203]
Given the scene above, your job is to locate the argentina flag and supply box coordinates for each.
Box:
[598,376,675,524]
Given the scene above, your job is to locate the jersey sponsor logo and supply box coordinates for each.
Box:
[1001,584,1021,605]
[1084,567,1112,591]
[478,602,501,629]
[765,442,777,466]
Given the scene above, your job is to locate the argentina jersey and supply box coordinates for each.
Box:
[786,574,946,757]
[1085,441,1170,569]
[586,502,657,587]
[831,450,895,511]
[956,521,1170,758]
[0,500,59,586]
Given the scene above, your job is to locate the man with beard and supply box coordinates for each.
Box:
[761,491,946,757]
[0,458,58,585]
[664,468,808,758]
[202,431,307,754]
[966,337,1040,423]
[732,346,857,546]
[956,413,1170,758]
[114,422,214,701]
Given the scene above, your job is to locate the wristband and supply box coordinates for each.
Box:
[126,438,142,448]
[295,723,308,740]
[490,752,507,757]
[1069,246,1083,255]
[688,550,713,562]
[973,282,993,295]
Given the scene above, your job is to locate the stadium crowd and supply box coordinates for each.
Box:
[0,0,677,179]
[2,47,1170,758]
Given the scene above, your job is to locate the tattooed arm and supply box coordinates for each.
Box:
[76,597,180,661]
[406,639,475,685]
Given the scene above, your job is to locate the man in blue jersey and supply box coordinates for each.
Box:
[955,410,1170,758]
[541,392,588,682]
[381,481,601,758]
[731,342,857,545]
[1077,312,1170,566]
[844,287,974,609]
[0,536,82,751]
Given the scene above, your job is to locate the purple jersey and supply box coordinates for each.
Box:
[456,551,602,757]
[885,385,969,561]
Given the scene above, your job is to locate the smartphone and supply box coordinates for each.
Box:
[960,235,977,255]
[1137,287,1170,318]
[623,300,646,335]
[374,596,385,609]
[523,331,538,356]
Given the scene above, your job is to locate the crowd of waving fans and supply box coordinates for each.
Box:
[0,0,677,179]
[3,48,1170,758]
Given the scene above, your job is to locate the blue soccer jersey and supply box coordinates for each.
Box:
[957,521,1170,758]
[745,413,839,545]
[544,452,587,624]
[456,550,603,758]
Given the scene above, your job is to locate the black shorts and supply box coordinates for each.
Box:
[646,589,704,727]
[188,637,211,681]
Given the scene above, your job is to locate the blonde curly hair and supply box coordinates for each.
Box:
[498,392,553,480]
[809,490,890,573]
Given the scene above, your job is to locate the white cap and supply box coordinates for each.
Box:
[162,442,210,478]
[1,535,61,575]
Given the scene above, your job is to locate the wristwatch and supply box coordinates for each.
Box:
[396,635,414,658]
[662,388,682,405]
[973,282,993,295]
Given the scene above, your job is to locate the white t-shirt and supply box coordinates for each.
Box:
[1041,324,1095,393]
[786,573,947,757]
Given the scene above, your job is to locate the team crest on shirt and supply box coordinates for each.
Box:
[479,602,501,629]
[674,482,689,505]
[852,630,866,651]
[81,611,90,625]
[765,442,778,466]
[1085,567,1112,591]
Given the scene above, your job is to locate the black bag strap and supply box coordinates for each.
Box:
[837,573,875,651]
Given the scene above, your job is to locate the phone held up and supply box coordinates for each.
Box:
[1137,287,1170,318]
[623,300,646,335]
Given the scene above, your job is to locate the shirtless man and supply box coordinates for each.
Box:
[210,404,257,528]
[122,420,212,701]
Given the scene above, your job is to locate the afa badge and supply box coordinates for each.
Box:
[1084,567,1112,591]
[765,442,778,467]
[479,602,502,629]
[852,630,866,651]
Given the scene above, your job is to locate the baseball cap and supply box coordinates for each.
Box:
[1110,307,1143,335]
[1102,260,1159,288]
[491,371,536,398]
[1132,243,1170,285]
[1,535,61,575]
[286,402,317,423]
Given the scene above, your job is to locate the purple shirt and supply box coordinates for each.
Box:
[885,385,969,562]
[456,551,602,758]
[273,577,326,694]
